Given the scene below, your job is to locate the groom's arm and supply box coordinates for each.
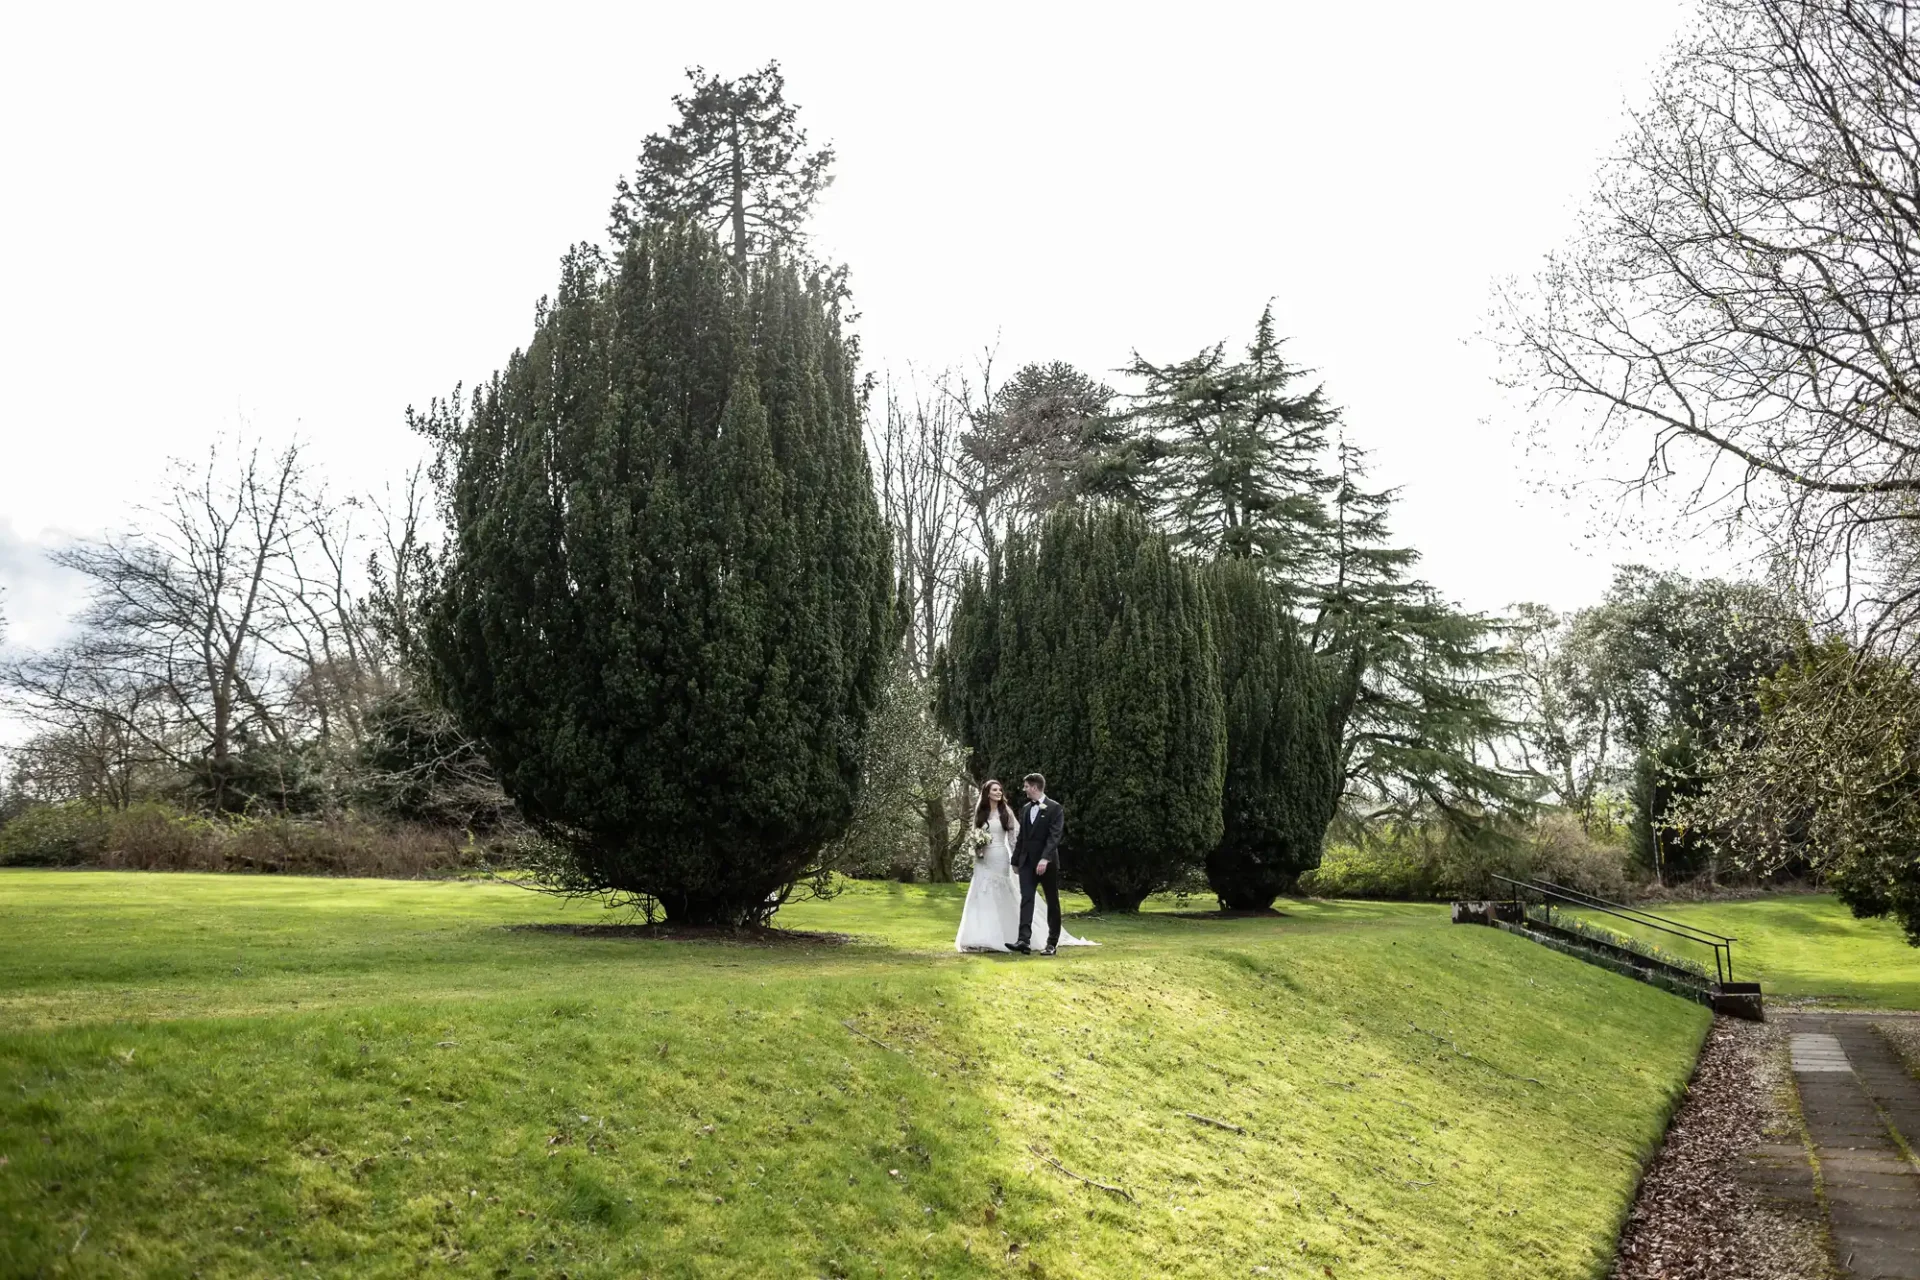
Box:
[1036,803,1063,871]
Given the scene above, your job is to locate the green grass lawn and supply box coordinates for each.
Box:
[1615,893,1920,1010]
[0,872,1710,1279]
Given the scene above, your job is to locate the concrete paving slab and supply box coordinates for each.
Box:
[1784,1015,1920,1278]
[1794,1031,1856,1071]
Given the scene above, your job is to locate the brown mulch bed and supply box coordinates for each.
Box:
[1610,1017,1830,1280]
[506,923,851,946]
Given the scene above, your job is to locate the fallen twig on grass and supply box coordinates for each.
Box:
[1181,1111,1247,1134]
[841,1020,902,1053]
[838,1020,989,1076]
[1030,1147,1136,1202]
[1408,1022,1544,1085]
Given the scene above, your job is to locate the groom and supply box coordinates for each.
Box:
[1009,772,1064,956]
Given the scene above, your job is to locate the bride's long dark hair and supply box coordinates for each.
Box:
[973,779,1014,830]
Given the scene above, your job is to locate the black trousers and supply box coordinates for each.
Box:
[1017,859,1061,949]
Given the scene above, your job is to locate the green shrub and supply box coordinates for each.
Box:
[1297,837,1432,899]
[0,803,113,866]
[1299,828,1526,900]
[1526,811,1631,900]
[0,799,508,878]
[1299,812,1632,902]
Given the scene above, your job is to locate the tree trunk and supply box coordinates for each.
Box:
[1084,886,1149,913]
[923,793,953,882]
[968,493,996,565]
[210,687,232,812]
[729,134,748,269]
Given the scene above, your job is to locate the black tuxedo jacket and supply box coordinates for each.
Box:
[1012,797,1064,874]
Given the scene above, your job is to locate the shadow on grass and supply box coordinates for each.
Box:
[1164,907,1292,919]
[0,947,1049,1278]
[503,922,852,946]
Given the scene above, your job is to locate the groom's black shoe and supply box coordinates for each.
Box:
[1007,942,1031,955]
[1041,945,1057,956]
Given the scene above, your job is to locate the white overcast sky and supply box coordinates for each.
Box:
[0,0,1723,660]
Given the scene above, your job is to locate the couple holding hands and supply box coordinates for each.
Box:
[953,773,1096,955]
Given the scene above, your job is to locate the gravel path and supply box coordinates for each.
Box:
[1611,1016,1832,1280]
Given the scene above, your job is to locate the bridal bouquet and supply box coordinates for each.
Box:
[969,825,993,860]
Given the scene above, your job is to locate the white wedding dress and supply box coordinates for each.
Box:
[954,810,1097,952]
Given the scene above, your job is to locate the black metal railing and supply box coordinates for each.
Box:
[1490,875,1738,986]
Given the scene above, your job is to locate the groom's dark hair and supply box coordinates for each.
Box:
[1023,772,1046,792]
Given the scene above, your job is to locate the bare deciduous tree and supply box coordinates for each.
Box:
[267,463,442,758]
[1502,0,1920,648]
[20,442,305,809]
[870,374,969,679]
[1,440,503,826]
[272,484,381,750]
[948,350,1016,561]
[865,372,972,880]
[2,686,157,811]
[2,440,443,812]
[362,465,438,676]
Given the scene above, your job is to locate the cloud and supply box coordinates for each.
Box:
[0,521,93,752]
[0,518,89,656]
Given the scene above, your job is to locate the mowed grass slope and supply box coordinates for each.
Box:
[0,873,1708,1279]
[1641,893,1920,1010]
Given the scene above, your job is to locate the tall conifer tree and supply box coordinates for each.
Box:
[610,63,834,270]
[1130,311,1530,850]
[1206,560,1340,909]
[942,506,1223,911]
[425,226,891,925]
[1308,443,1527,835]
[1124,303,1337,581]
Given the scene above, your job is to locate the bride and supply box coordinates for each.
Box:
[954,779,1096,952]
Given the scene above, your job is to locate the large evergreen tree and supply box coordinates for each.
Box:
[1307,443,1528,837]
[1205,560,1340,909]
[424,225,891,925]
[1125,304,1336,580]
[610,63,835,271]
[1129,311,1531,845]
[941,505,1223,911]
